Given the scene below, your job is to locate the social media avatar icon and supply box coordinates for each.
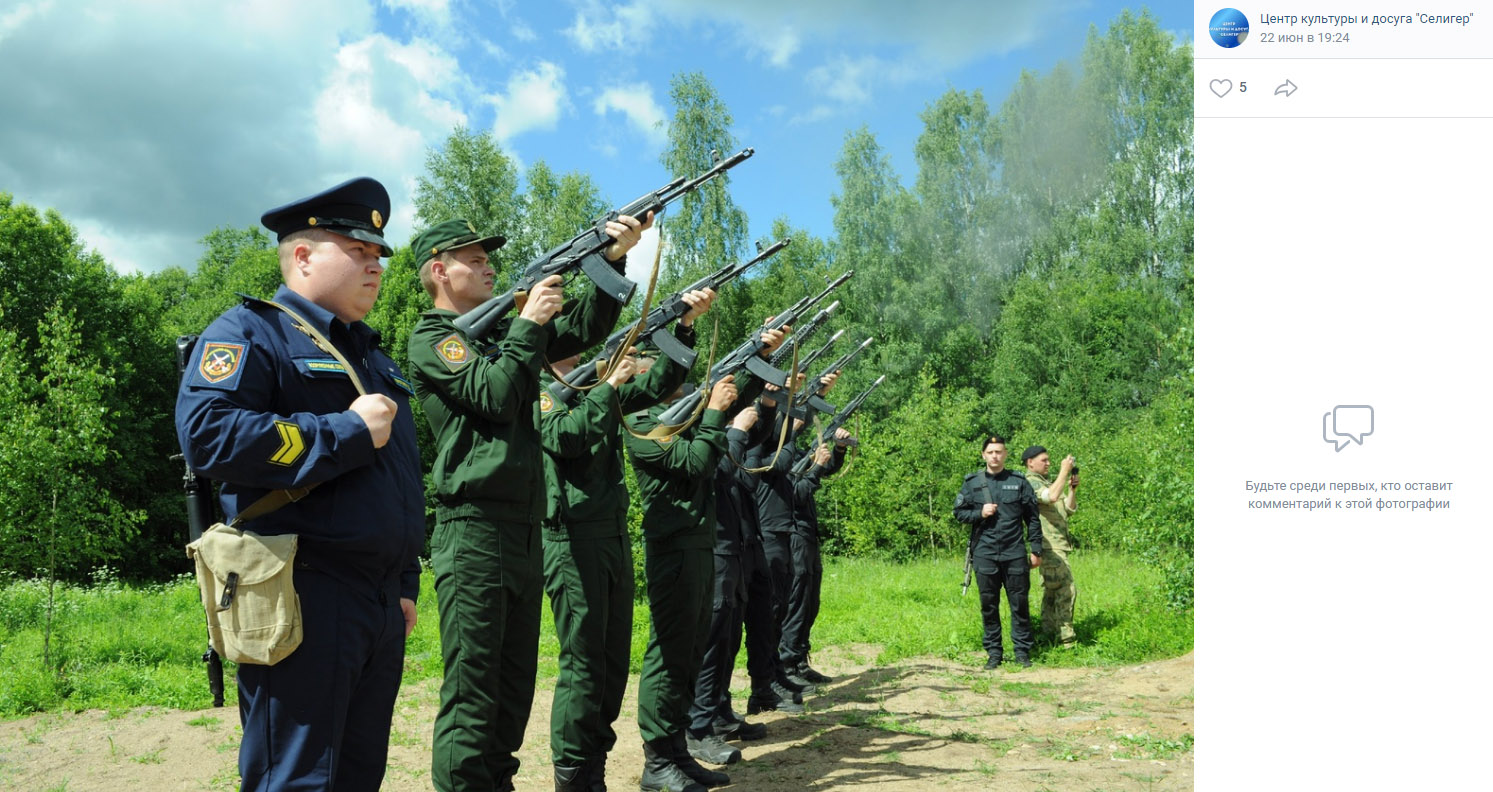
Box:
[1323,405,1374,452]
[1209,8,1250,48]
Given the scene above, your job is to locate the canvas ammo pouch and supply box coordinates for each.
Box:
[187,522,302,665]
[180,298,367,666]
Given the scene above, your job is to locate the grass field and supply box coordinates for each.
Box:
[0,550,1192,718]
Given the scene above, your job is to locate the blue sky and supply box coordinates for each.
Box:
[0,0,1192,276]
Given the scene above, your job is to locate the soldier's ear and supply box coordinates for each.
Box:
[291,240,316,277]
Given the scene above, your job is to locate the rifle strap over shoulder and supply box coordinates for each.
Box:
[263,299,369,396]
[226,298,369,528]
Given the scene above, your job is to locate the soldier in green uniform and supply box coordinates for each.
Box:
[406,214,649,792]
[539,288,718,792]
[1022,446,1080,648]
[625,374,740,792]
[623,324,783,792]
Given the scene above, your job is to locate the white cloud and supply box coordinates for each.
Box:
[592,85,668,147]
[807,55,879,105]
[510,20,537,42]
[384,0,451,28]
[798,52,923,122]
[562,0,654,52]
[787,105,835,127]
[624,226,661,286]
[0,0,464,272]
[752,26,801,68]
[478,37,508,61]
[488,61,569,143]
[654,0,1060,67]
[0,0,51,44]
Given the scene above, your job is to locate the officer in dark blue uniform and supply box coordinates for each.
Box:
[175,177,425,792]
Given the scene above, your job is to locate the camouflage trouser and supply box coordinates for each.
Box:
[1039,546,1077,645]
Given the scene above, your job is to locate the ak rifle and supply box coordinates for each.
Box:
[791,374,886,476]
[548,238,790,406]
[455,147,756,341]
[654,270,853,428]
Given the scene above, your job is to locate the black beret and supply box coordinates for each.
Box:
[1022,445,1047,463]
[260,177,393,256]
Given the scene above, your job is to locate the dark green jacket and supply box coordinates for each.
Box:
[407,272,624,523]
[540,339,692,539]
[624,403,728,551]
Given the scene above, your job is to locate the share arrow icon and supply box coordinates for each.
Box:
[1274,79,1298,97]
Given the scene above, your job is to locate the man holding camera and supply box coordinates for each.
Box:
[1023,446,1079,649]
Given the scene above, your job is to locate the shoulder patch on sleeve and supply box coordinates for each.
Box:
[539,390,556,413]
[197,341,249,388]
[435,333,472,372]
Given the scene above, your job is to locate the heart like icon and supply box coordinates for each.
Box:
[1209,79,1233,98]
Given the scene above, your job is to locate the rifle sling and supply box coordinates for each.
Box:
[227,299,369,528]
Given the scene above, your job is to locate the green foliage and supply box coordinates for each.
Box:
[0,11,1193,615]
[988,267,1191,430]
[824,370,986,559]
[658,72,749,286]
[0,306,143,582]
[0,196,189,582]
[413,127,524,273]
[520,160,609,257]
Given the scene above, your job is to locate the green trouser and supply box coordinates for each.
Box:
[431,510,542,791]
[1040,545,1078,644]
[543,531,634,764]
[637,543,713,742]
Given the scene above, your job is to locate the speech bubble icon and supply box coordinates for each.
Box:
[1332,405,1374,448]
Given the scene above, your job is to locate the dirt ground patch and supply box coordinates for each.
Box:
[0,648,1193,791]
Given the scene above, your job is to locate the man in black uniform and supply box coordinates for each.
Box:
[748,408,812,711]
[784,430,848,684]
[953,434,1043,669]
[686,404,767,768]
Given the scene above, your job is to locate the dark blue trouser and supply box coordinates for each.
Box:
[739,540,777,692]
[779,532,821,668]
[237,568,405,792]
[975,556,1034,658]
[689,553,742,736]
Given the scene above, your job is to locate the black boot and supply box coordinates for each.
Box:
[668,732,730,787]
[782,663,818,693]
[640,739,705,792]
[712,713,767,741]
[798,661,833,684]
[584,756,608,792]
[687,731,742,765]
[746,684,804,714]
[555,762,587,792]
